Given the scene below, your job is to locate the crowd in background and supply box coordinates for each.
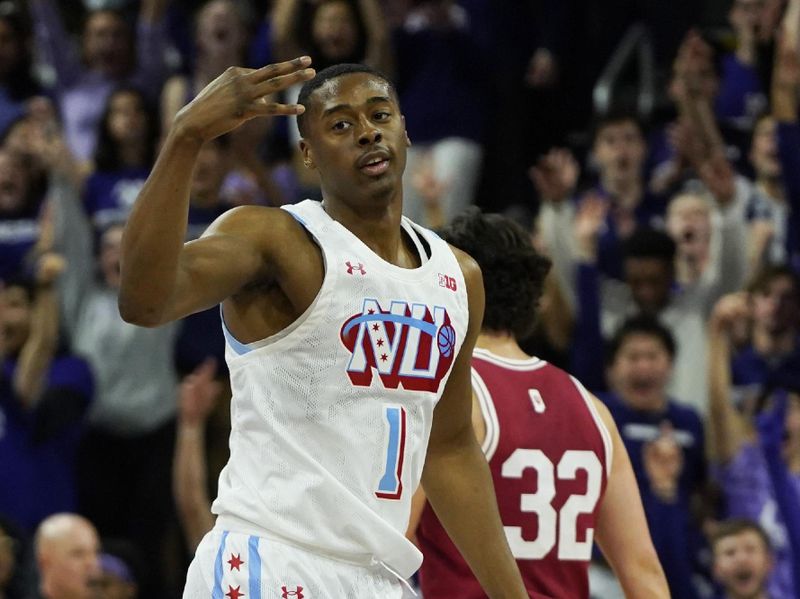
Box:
[0,0,799,597]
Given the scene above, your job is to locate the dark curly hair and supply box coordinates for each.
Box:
[440,207,551,340]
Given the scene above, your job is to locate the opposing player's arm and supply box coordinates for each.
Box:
[119,57,315,327]
[421,250,528,599]
[591,396,670,599]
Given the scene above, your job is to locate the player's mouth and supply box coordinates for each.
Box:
[357,150,391,177]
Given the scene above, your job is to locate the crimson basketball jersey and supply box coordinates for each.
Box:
[417,349,612,599]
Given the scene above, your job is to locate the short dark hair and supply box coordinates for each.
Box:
[591,109,646,146]
[296,63,397,138]
[747,263,800,299]
[607,314,676,363]
[440,207,552,340]
[623,227,676,264]
[711,518,772,554]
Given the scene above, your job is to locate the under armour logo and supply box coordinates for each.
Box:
[281,586,304,599]
[346,261,366,275]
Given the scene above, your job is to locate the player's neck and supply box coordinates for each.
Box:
[321,197,415,267]
[476,331,531,360]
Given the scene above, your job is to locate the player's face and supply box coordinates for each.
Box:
[609,333,672,408]
[301,73,410,209]
[44,524,101,599]
[592,121,645,183]
[713,530,772,599]
[624,257,673,315]
[751,275,799,334]
[0,286,31,355]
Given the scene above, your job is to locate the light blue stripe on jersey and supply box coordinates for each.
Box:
[248,536,262,599]
[219,306,253,355]
[211,531,230,599]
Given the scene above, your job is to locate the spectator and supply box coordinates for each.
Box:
[0,213,94,534]
[0,148,47,282]
[710,519,774,599]
[393,0,488,227]
[29,0,170,162]
[34,513,100,599]
[97,552,137,599]
[0,516,35,599]
[708,288,800,598]
[0,1,39,137]
[83,86,157,236]
[172,359,220,553]
[272,0,391,194]
[599,315,707,599]
[665,191,714,288]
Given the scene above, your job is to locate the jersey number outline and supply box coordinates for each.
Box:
[375,405,407,500]
[501,449,602,560]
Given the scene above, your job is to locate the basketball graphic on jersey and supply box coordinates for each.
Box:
[437,324,456,358]
[340,298,457,392]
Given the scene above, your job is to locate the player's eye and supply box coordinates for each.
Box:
[373,111,391,121]
[332,120,351,131]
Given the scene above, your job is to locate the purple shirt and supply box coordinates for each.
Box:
[31,0,167,160]
[715,443,800,598]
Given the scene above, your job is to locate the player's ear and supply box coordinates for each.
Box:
[299,140,316,170]
[402,115,411,147]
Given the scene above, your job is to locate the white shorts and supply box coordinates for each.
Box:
[182,528,405,599]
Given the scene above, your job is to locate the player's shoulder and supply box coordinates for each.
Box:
[446,244,482,288]
[203,205,310,247]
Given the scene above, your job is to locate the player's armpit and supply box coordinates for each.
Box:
[592,397,670,599]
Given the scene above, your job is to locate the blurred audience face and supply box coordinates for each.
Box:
[751,273,799,335]
[0,526,15,591]
[750,116,781,181]
[0,283,31,355]
[608,332,672,409]
[729,0,765,35]
[36,514,100,599]
[107,90,147,145]
[0,150,30,214]
[195,0,247,60]
[191,141,230,203]
[99,225,124,289]
[624,257,673,315]
[712,528,772,599]
[313,0,359,62]
[592,120,645,184]
[82,11,131,77]
[666,193,711,259]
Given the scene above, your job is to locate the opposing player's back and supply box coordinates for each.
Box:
[417,352,611,599]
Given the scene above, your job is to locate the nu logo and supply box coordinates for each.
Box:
[340,298,457,392]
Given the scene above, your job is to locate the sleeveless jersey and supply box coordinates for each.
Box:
[211,200,469,579]
[417,350,612,598]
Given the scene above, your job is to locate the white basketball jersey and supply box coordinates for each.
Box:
[212,200,469,579]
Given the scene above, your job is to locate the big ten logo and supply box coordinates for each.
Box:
[340,298,457,392]
[438,273,457,291]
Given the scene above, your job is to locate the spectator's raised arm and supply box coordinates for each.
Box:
[28,0,82,90]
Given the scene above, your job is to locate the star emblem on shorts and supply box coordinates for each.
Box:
[226,585,244,599]
[228,553,244,571]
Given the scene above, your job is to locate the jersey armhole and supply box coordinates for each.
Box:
[471,367,500,461]
[570,376,614,476]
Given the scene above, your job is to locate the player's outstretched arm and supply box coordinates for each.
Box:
[592,398,670,599]
[421,251,528,599]
[119,57,315,327]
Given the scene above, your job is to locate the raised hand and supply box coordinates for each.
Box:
[179,358,221,427]
[529,148,579,203]
[174,56,316,144]
[643,422,684,502]
[573,192,608,261]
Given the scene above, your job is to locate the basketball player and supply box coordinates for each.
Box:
[408,209,669,598]
[118,58,529,597]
